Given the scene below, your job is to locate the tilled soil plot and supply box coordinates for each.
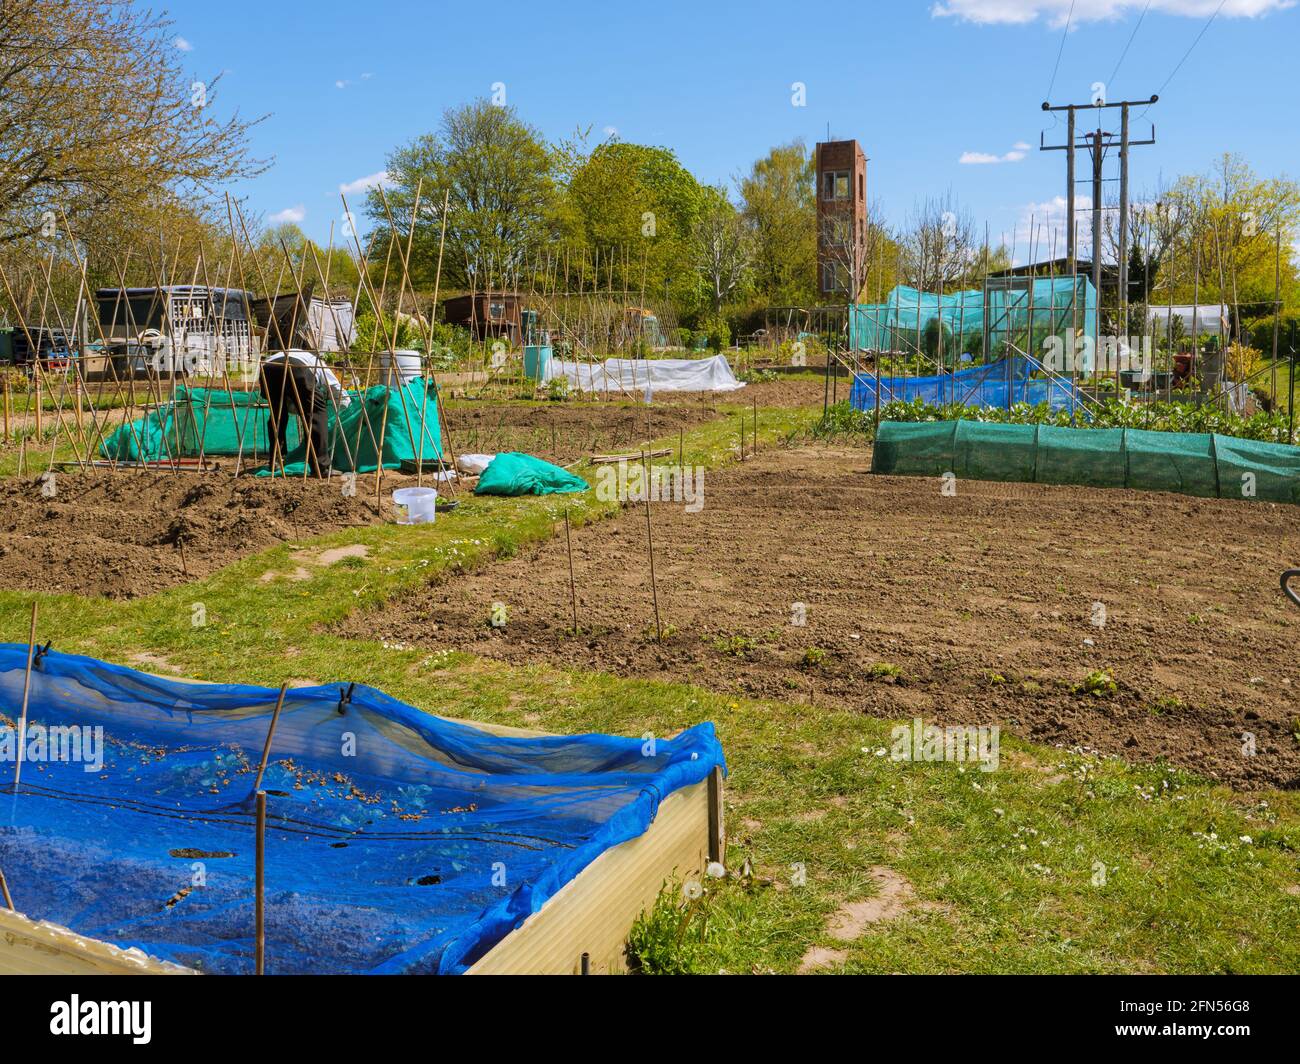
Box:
[447,398,730,464]
[338,446,1300,789]
[657,376,832,410]
[0,472,384,598]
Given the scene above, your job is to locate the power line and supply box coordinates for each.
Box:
[1107,0,1152,88]
[1045,0,1078,104]
[1140,0,1227,117]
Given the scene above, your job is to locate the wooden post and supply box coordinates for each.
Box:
[641,449,662,641]
[255,790,267,975]
[33,371,41,439]
[13,602,38,791]
[252,683,289,793]
[563,508,578,635]
[0,868,13,910]
[707,765,724,865]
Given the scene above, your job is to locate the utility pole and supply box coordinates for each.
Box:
[1041,96,1156,351]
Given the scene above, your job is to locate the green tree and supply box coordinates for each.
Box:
[368,99,557,291]
[567,142,706,312]
[738,141,815,306]
[0,0,264,247]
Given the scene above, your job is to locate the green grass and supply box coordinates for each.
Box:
[1,402,1297,974]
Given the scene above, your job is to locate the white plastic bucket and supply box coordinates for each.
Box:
[379,349,423,388]
[392,486,437,525]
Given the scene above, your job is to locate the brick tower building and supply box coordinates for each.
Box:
[814,139,868,299]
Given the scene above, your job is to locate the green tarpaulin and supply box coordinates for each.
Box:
[99,381,443,475]
[871,419,1300,504]
[474,452,589,496]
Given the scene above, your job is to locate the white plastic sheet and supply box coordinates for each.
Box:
[547,354,745,393]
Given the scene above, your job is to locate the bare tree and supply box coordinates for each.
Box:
[0,0,266,246]
[899,193,976,293]
[819,196,887,304]
[693,186,752,315]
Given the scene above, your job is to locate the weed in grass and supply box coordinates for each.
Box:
[626,882,712,975]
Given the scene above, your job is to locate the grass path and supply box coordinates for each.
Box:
[1,399,1297,973]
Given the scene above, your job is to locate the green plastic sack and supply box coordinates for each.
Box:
[474,452,589,496]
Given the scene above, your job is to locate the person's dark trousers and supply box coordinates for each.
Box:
[259,362,332,477]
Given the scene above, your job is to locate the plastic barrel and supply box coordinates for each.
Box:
[380,349,423,388]
[523,344,552,382]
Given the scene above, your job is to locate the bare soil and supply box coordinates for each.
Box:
[659,376,831,410]
[0,471,384,598]
[447,394,755,465]
[336,445,1300,790]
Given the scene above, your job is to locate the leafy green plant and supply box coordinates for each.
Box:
[812,395,1294,445]
[867,661,904,680]
[1075,669,1118,698]
[800,646,828,668]
[626,883,711,975]
[713,634,756,658]
[545,376,570,401]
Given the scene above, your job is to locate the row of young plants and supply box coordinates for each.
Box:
[815,397,1295,445]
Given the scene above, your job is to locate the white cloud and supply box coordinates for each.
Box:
[960,141,1030,164]
[338,171,394,196]
[269,205,306,225]
[335,79,350,89]
[1013,195,1077,258]
[931,0,1293,26]
[602,125,619,138]
[174,35,193,52]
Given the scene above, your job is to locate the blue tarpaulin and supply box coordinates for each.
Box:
[0,646,725,974]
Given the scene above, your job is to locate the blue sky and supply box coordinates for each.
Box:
[164,0,1298,258]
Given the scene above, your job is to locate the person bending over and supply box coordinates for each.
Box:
[259,350,350,477]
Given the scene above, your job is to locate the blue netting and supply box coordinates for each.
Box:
[0,646,725,974]
[849,357,1079,412]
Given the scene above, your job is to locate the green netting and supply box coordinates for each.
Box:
[100,381,442,475]
[850,278,1097,355]
[871,420,955,476]
[1036,425,1127,488]
[872,419,1300,504]
[954,421,1037,482]
[1213,435,1300,505]
[1124,428,1218,498]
